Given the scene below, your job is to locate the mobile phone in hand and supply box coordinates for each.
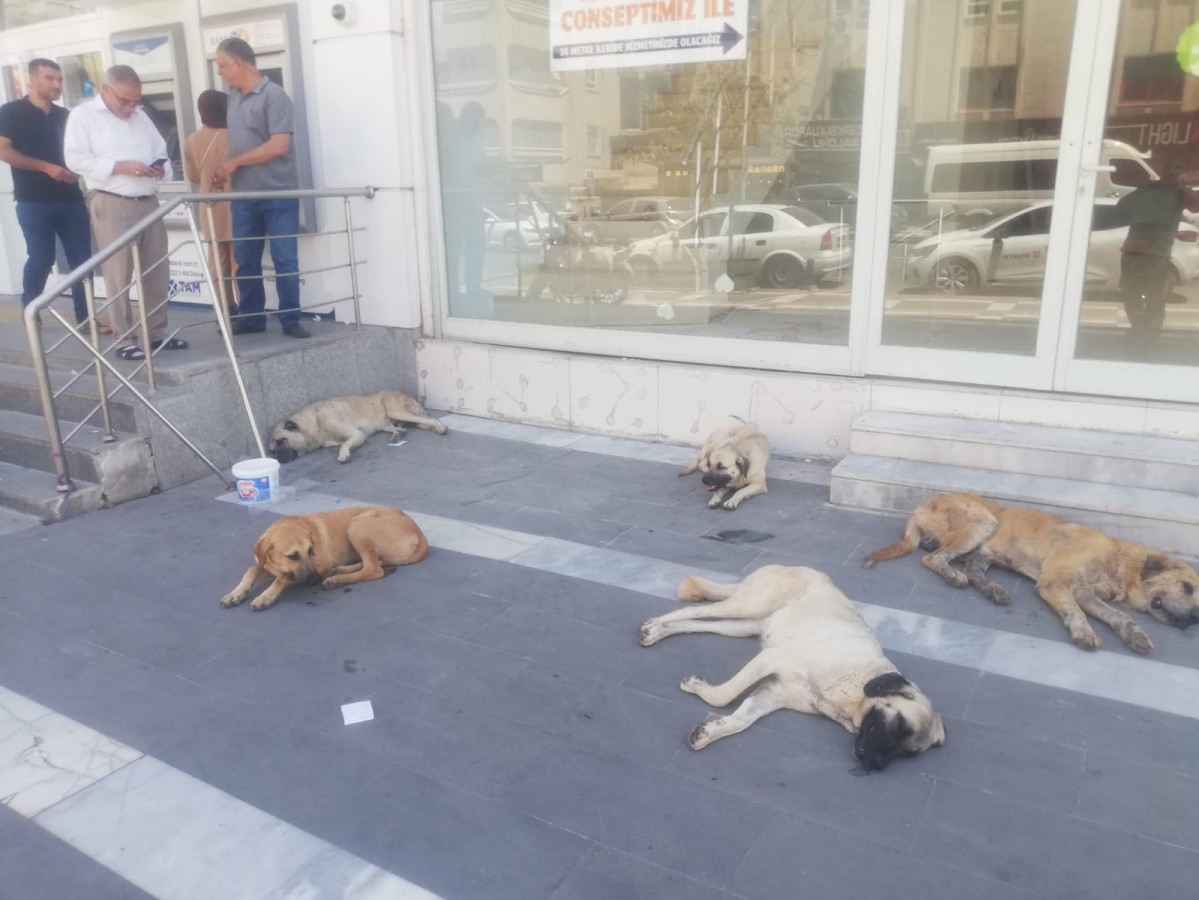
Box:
[151,157,168,168]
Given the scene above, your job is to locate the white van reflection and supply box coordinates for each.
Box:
[905,199,1199,294]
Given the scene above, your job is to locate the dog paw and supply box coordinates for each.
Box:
[639,620,663,646]
[434,422,448,435]
[688,723,712,750]
[1123,627,1154,655]
[707,496,723,509]
[721,499,739,511]
[943,570,969,588]
[249,597,275,611]
[985,586,1013,606]
[337,454,351,463]
[320,576,342,590]
[219,592,243,608]
[680,675,706,695]
[1071,630,1101,651]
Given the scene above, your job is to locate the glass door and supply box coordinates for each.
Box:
[1056,0,1199,403]
[860,0,1093,389]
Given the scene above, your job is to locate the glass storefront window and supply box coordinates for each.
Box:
[880,0,1078,356]
[0,0,89,30]
[431,0,870,346]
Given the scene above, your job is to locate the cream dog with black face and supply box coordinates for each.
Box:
[639,564,945,771]
[269,391,447,464]
[679,420,770,510]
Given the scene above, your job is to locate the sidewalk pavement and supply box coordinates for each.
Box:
[1,415,1197,900]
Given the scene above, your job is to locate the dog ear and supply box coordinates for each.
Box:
[252,536,273,564]
[283,419,300,432]
[863,672,912,698]
[736,456,749,476]
[1141,554,1177,582]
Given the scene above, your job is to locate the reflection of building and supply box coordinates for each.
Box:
[434,0,620,200]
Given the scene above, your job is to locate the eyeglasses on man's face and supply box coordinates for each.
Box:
[103,84,141,109]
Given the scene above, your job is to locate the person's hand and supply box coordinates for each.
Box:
[114,160,158,177]
[42,163,78,184]
[215,160,238,184]
[148,165,165,179]
[209,171,226,192]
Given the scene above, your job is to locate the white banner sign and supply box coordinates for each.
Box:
[550,0,747,72]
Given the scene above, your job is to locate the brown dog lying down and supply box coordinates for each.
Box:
[679,420,771,510]
[220,506,427,611]
[863,492,1199,654]
[640,565,945,771]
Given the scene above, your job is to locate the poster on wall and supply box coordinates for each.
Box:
[550,0,747,72]
[113,37,174,80]
[202,19,286,55]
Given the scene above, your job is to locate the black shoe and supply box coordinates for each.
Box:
[282,323,311,339]
[231,322,266,335]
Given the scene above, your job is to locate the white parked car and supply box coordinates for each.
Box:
[625,204,853,288]
[483,207,543,252]
[906,199,1199,293]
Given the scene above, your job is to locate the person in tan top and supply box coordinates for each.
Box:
[184,90,237,314]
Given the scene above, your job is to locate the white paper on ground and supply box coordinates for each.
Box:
[340,700,374,725]
[388,439,407,447]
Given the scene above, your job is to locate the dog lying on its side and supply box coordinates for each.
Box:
[269,391,448,464]
[863,492,1199,654]
[220,506,427,611]
[639,565,945,771]
[679,420,770,510]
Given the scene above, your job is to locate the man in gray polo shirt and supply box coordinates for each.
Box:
[213,37,308,338]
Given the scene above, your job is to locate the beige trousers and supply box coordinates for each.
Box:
[89,192,169,346]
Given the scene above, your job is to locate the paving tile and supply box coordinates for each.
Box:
[349,763,590,900]
[911,717,1085,808]
[311,679,556,797]
[493,506,633,546]
[1075,751,1199,851]
[590,495,727,537]
[0,808,154,900]
[604,526,767,573]
[664,722,937,851]
[912,780,1199,900]
[966,672,1199,777]
[730,808,1031,900]
[479,662,703,768]
[332,621,528,704]
[497,739,771,889]
[549,844,743,900]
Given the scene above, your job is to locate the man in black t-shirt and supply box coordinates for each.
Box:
[0,58,93,325]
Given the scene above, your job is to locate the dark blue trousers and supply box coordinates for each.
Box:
[16,199,93,323]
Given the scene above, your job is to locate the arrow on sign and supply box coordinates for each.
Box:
[553,24,744,62]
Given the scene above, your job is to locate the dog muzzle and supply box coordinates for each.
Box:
[270,446,299,464]
[701,472,732,491]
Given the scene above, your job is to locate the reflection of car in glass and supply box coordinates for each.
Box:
[625,204,853,288]
[768,182,908,230]
[577,196,694,245]
[905,199,1199,294]
[483,207,543,252]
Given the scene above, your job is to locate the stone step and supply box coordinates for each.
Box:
[0,458,105,519]
[0,408,156,505]
[851,411,1199,494]
[829,454,1199,556]
[0,362,140,432]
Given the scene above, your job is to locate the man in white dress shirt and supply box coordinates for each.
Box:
[64,65,186,360]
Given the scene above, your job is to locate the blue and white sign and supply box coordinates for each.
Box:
[550,0,747,72]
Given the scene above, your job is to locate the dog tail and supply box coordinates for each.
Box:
[677,576,738,603]
[862,516,923,568]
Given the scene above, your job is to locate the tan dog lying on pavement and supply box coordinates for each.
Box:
[679,420,770,510]
[639,565,945,771]
[269,391,448,464]
[863,492,1199,654]
[220,506,427,611]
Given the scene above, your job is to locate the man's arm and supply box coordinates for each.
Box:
[214,133,290,185]
[0,136,78,183]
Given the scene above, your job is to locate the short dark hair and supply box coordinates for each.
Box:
[105,65,141,87]
[197,89,228,129]
[28,58,60,76]
[216,38,256,66]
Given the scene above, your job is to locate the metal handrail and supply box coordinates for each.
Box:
[24,186,376,500]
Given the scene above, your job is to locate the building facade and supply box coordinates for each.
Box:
[4,0,1199,457]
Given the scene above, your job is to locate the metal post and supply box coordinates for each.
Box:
[344,196,363,329]
[186,203,267,458]
[130,243,156,390]
[84,277,115,442]
[24,313,73,493]
[204,202,232,333]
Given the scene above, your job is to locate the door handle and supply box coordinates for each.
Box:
[755,239,767,246]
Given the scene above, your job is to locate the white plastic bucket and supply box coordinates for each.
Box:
[232,457,280,504]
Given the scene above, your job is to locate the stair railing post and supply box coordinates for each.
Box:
[23,309,73,493]
[344,196,362,329]
[84,277,116,442]
[130,243,156,390]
